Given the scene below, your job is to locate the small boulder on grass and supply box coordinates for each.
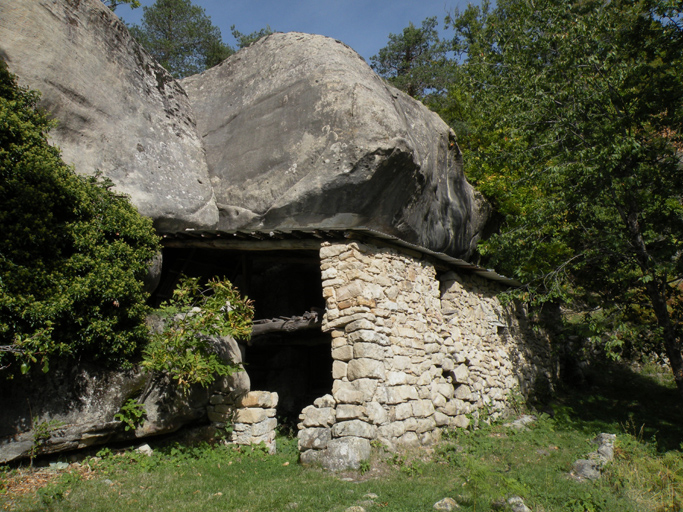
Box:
[570,433,616,481]
[503,415,537,431]
[434,497,459,510]
[507,496,532,512]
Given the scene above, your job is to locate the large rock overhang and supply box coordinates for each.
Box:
[180,32,491,259]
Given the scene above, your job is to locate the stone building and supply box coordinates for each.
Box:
[159,228,555,469]
[0,0,554,465]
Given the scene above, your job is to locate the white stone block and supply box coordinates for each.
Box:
[365,402,387,425]
[336,404,365,420]
[348,358,385,380]
[345,318,376,333]
[313,394,336,408]
[252,417,277,437]
[416,416,436,433]
[434,411,450,426]
[302,407,336,427]
[332,345,353,361]
[234,408,268,424]
[398,431,420,447]
[298,427,331,450]
[453,415,470,429]
[332,360,348,380]
[353,342,388,360]
[333,381,364,404]
[386,385,419,404]
[354,378,379,401]
[453,364,469,383]
[332,420,377,439]
[237,391,278,408]
[412,400,435,418]
[394,402,413,421]
[386,371,409,386]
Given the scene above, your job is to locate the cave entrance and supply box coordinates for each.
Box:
[152,246,333,429]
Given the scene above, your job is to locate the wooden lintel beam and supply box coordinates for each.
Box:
[161,239,323,251]
[251,316,322,337]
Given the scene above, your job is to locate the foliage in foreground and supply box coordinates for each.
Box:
[0,60,160,374]
[143,276,254,391]
[3,365,681,512]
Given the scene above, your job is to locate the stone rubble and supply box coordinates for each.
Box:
[433,497,460,510]
[507,496,533,512]
[571,433,616,481]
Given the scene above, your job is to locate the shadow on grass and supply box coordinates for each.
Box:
[551,363,683,452]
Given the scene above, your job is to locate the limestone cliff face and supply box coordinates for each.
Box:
[0,0,218,231]
[182,32,488,258]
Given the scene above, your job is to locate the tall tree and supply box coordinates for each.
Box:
[370,17,454,100]
[449,0,683,395]
[129,0,233,78]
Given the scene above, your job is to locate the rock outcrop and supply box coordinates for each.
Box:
[181,32,487,258]
[0,0,218,231]
[0,0,488,257]
[0,336,247,463]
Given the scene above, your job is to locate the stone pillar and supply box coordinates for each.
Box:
[208,390,279,454]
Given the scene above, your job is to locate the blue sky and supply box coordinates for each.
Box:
[113,0,483,62]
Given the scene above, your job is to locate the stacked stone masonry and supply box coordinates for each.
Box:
[208,390,278,454]
[298,241,554,469]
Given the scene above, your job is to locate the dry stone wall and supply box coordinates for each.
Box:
[208,390,279,454]
[298,241,554,469]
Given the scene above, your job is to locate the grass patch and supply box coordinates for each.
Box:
[2,363,682,512]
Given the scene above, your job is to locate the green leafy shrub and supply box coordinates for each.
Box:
[114,398,147,431]
[0,60,160,374]
[29,417,64,465]
[142,276,253,391]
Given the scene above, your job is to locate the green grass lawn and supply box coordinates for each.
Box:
[2,363,682,512]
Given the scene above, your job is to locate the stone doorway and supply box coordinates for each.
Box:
[153,246,333,431]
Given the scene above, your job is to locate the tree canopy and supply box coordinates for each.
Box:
[370,17,454,101]
[230,24,275,49]
[128,0,233,78]
[0,61,160,374]
[446,0,683,395]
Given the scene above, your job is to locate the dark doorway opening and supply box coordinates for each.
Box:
[153,246,333,429]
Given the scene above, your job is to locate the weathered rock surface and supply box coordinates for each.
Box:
[181,32,488,258]
[571,433,616,482]
[0,0,488,258]
[0,336,245,463]
[0,0,218,231]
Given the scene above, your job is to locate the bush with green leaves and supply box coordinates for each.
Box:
[142,276,254,391]
[0,60,160,374]
[114,398,147,431]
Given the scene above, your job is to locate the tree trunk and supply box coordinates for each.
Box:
[645,280,683,399]
[619,204,683,398]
